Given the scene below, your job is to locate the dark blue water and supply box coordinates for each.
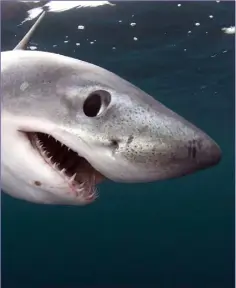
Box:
[2,2,235,288]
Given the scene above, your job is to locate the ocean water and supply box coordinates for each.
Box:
[1,2,235,288]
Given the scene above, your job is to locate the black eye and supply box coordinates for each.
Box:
[83,90,111,117]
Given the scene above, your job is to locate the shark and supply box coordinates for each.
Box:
[1,10,221,206]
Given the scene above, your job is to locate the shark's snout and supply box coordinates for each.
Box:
[100,108,222,183]
[163,131,222,177]
[139,117,221,181]
[189,134,221,169]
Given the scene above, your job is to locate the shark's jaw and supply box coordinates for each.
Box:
[23,131,106,203]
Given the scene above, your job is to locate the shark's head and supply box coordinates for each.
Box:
[2,50,221,205]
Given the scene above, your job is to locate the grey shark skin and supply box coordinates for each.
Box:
[1,13,221,206]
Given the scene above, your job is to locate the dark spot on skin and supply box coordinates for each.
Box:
[34,181,41,186]
[138,125,148,134]
[188,145,192,158]
[192,146,197,159]
[127,135,134,145]
[188,140,197,159]
[110,139,119,148]
[192,140,197,158]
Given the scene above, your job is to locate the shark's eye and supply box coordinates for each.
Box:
[83,90,111,117]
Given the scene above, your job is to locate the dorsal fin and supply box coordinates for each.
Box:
[13,10,46,50]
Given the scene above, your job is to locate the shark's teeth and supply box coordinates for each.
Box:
[53,162,59,170]
[69,173,77,183]
[30,132,99,201]
[60,168,66,174]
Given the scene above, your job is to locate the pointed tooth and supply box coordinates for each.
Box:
[70,173,76,182]
[53,163,59,170]
[61,168,66,174]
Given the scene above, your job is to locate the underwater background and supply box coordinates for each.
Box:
[1,1,235,288]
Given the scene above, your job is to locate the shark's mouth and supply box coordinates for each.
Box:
[25,132,105,201]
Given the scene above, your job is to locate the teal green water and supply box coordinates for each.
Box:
[2,2,235,287]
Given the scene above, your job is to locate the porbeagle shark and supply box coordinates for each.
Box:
[1,11,221,206]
